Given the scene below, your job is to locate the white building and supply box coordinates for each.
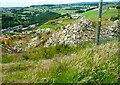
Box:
[71,14,83,19]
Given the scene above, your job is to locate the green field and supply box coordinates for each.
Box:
[51,10,76,14]
[35,24,63,29]
[81,9,118,21]
[62,19,77,24]
[52,10,68,14]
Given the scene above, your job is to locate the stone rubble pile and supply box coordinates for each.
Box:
[28,37,38,48]
[44,18,119,47]
[101,20,119,38]
[27,28,51,47]
[35,28,51,34]
[44,17,96,47]
[22,28,51,35]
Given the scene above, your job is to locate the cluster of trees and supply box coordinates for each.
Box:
[75,10,85,13]
[29,11,61,25]
[59,13,71,18]
[2,11,61,29]
[116,6,120,9]
[74,7,97,13]
[86,7,97,11]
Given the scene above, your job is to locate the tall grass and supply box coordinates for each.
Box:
[2,37,117,63]
[2,39,118,83]
[2,39,95,63]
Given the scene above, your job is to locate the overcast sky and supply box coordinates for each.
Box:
[0,0,119,7]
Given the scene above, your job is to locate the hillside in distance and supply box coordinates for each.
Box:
[2,2,118,29]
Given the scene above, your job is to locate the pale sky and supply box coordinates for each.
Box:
[0,0,118,7]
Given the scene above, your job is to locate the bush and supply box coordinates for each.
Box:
[110,16,119,21]
[47,31,51,35]
[75,10,85,13]
[8,32,15,35]
[116,6,120,9]
[0,40,5,44]
[17,36,22,40]
[92,22,97,28]
[6,40,10,45]
[22,54,29,60]
[63,26,66,30]
[86,7,97,11]
[82,27,86,32]
[38,35,42,39]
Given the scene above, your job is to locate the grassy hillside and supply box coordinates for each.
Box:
[2,38,118,83]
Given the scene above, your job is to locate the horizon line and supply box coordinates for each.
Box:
[0,1,118,8]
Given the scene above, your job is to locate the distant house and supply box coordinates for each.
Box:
[103,6,116,10]
[71,14,83,19]
[66,11,75,14]
[29,24,36,28]
[109,7,116,10]
[28,23,39,28]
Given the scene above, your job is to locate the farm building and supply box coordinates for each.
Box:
[102,6,116,10]
[71,14,83,19]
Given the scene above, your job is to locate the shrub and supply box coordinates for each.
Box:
[17,36,22,40]
[47,31,51,35]
[6,40,10,45]
[32,31,36,34]
[22,54,29,60]
[75,10,85,13]
[0,40,4,44]
[82,27,86,32]
[92,22,97,28]
[9,32,15,35]
[110,16,119,21]
[116,6,120,9]
[11,37,14,40]
[38,35,42,39]
[63,26,66,30]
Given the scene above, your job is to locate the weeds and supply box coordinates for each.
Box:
[2,39,118,83]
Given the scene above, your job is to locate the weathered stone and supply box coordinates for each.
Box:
[43,18,119,47]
